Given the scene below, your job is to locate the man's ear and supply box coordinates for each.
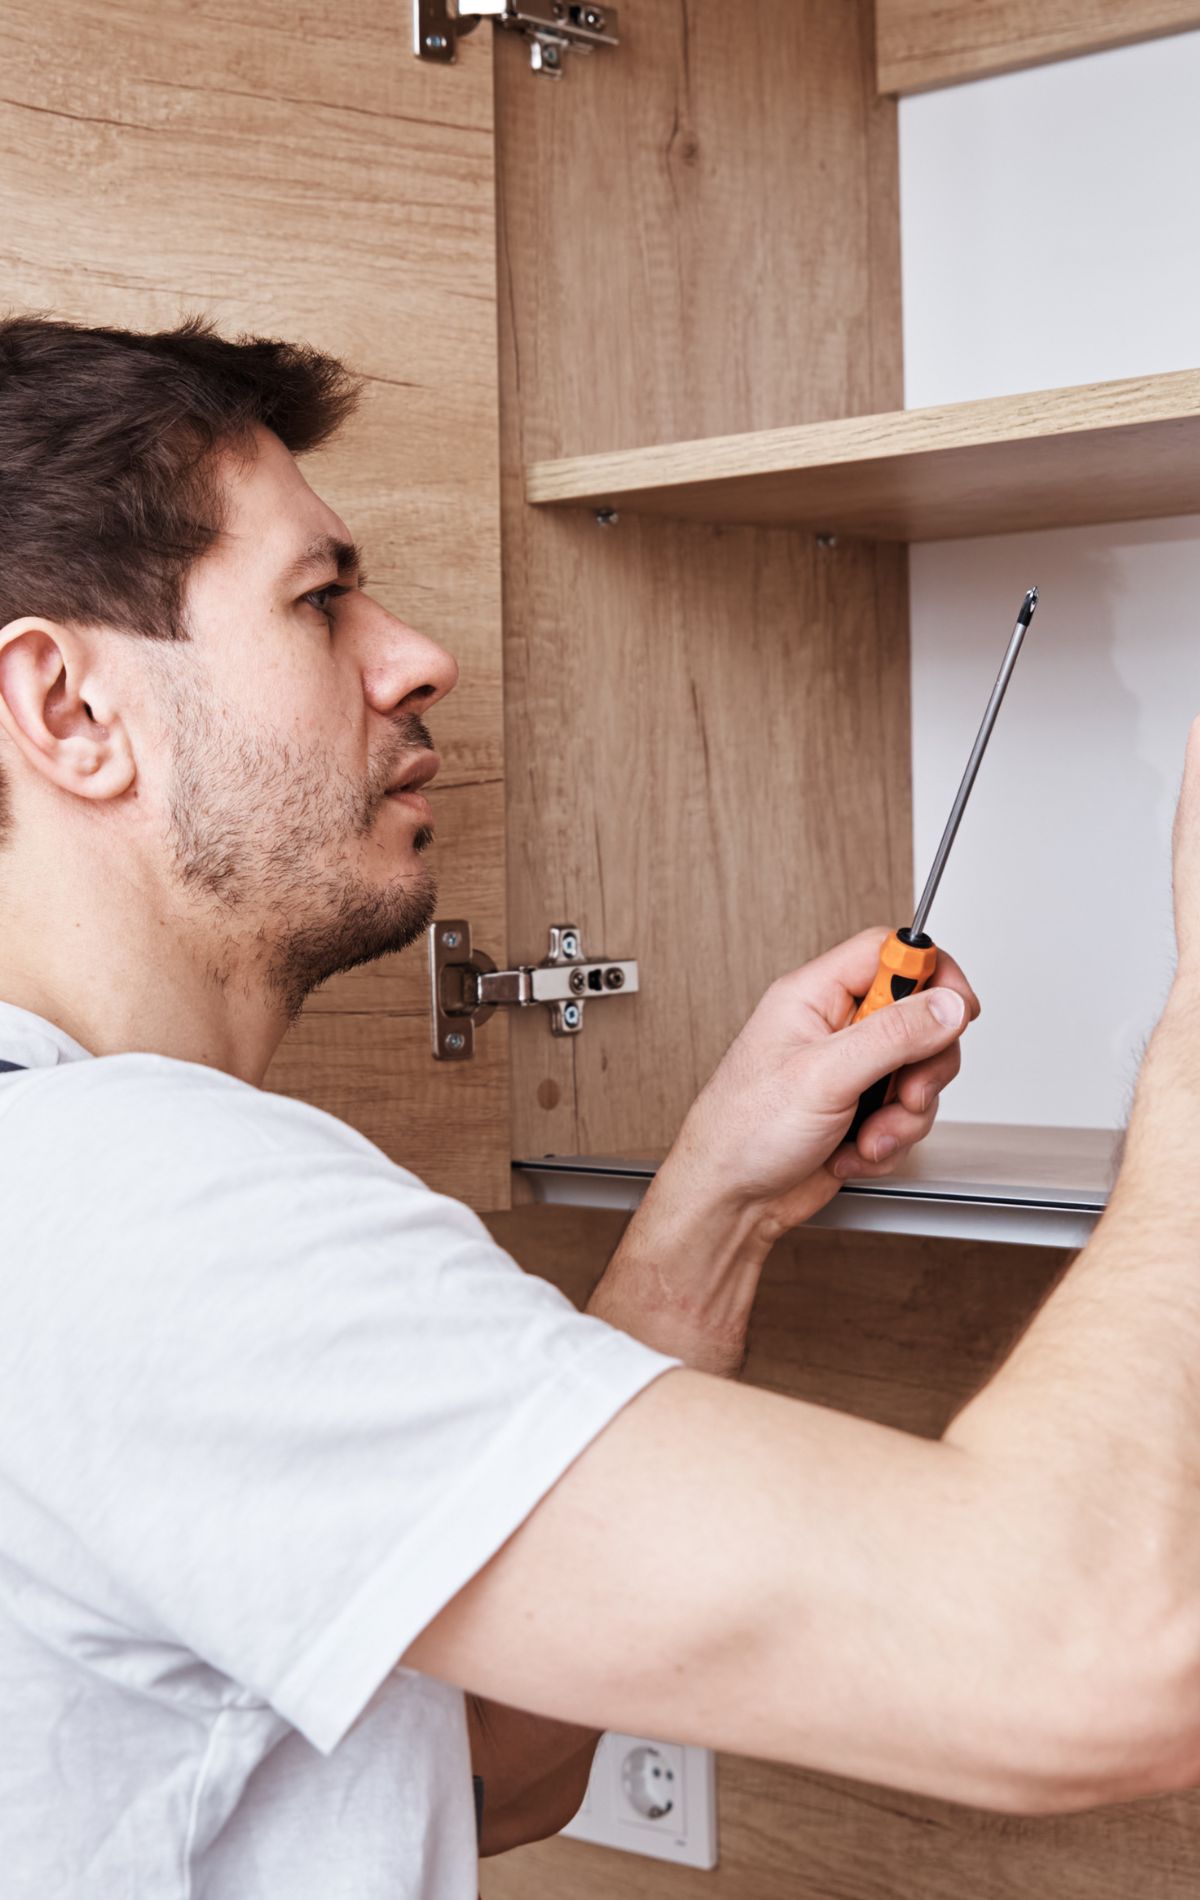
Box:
[0,618,136,803]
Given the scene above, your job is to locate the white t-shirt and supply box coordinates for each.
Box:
[0,1002,676,1899]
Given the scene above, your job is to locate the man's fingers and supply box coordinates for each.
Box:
[809,985,969,1120]
[773,931,981,1036]
[829,1103,937,1177]
[830,1090,945,1177]
[929,950,981,1022]
[771,927,891,1031]
[893,1039,962,1113]
[855,1098,938,1164]
[1172,717,1200,968]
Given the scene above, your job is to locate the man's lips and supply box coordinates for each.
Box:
[382,749,440,826]
[384,750,441,797]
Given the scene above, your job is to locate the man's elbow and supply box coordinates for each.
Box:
[985,1567,1200,1816]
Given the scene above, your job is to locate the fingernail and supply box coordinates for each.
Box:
[832,1153,857,1179]
[927,989,966,1030]
[873,1135,899,1162]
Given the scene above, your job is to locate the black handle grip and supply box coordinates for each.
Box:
[846,968,923,1143]
[848,1075,890,1140]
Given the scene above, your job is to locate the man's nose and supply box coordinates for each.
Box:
[362,618,459,717]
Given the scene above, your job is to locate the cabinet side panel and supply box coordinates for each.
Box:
[0,0,510,1209]
[495,0,910,1161]
[482,1206,1200,1900]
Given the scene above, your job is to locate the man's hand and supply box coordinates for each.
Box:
[666,927,979,1235]
[589,929,978,1378]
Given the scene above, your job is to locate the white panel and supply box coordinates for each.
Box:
[901,34,1200,1128]
[909,528,1200,1126]
[899,32,1200,410]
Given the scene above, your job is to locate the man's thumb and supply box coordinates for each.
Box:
[820,987,967,1107]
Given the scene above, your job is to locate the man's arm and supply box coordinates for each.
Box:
[420,759,1200,1816]
[467,934,977,1848]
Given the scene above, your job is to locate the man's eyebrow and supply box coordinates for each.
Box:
[277,535,367,590]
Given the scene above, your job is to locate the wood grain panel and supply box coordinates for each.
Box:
[526,369,1200,541]
[495,0,912,1162]
[0,0,509,1208]
[496,0,900,458]
[504,519,912,1160]
[877,0,1200,95]
[481,1205,1200,1899]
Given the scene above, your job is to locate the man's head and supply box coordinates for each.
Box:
[0,316,458,1021]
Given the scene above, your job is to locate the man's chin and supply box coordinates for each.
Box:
[270,865,439,1018]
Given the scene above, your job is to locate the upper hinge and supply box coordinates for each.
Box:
[414,0,619,76]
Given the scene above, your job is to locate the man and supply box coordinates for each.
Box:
[0,316,1197,1899]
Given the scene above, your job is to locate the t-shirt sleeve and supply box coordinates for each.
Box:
[3,1057,679,1752]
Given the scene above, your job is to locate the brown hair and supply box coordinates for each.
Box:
[0,312,361,835]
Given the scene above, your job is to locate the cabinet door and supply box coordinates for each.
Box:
[0,1,509,1210]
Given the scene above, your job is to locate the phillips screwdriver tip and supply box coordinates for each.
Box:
[1018,585,1039,625]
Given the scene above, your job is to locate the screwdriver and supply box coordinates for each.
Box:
[848,585,1039,1140]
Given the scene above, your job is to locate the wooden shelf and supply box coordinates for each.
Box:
[515,1123,1120,1248]
[526,369,1200,542]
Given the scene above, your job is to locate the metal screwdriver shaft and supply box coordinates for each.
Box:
[846,583,1040,1143]
[911,585,1039,939]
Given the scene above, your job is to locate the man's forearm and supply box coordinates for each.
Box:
[586,1158,776,1376]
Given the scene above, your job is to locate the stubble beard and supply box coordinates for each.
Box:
[166,704,439,1020]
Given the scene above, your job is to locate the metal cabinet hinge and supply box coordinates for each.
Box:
[414,0,619,76]
[429,919,638,1059]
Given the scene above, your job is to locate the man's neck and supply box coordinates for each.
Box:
[0,841,290,1084]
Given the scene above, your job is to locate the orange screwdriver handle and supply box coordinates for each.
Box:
[847,928,939,1139]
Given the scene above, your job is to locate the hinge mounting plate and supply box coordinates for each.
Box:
[429,919,638,1059]
[414,0,619,76]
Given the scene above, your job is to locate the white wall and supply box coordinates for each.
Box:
[900,31,1200,1128]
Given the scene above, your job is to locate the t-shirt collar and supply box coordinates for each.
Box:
[0,1001,93,1069]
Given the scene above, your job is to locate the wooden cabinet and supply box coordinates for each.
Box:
[5,2,1200,1894]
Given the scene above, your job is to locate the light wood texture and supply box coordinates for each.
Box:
[481,1204,1200,1899]
[876,0,1200,95]
[495,0,913,1164]
[0,0,510,1208]
[526,368,1200,542]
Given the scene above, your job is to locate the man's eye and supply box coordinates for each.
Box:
[302,583,351,620]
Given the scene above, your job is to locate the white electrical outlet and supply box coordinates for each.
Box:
[560,1732,717,1870]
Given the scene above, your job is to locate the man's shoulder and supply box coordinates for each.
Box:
[2,1048,498,1285]
[3,1049,405,1180]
